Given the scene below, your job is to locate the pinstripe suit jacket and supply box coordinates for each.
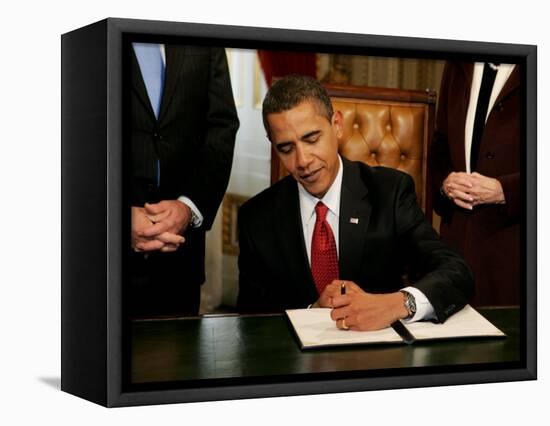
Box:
[130,45,239,291]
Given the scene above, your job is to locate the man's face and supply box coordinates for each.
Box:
[267,101,343,198]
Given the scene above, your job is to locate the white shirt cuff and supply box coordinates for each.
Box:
[177,196,204,228]
[401,286,437,323]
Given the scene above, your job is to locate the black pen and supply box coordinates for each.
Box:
[340,282,346,295]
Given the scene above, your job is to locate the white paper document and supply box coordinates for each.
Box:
[285,305,505,349]
[286,308,403,348]
[405,304,505,340]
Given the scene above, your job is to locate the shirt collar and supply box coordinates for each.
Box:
[298,155,343,227]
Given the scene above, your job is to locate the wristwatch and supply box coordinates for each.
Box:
[400,290,417,320]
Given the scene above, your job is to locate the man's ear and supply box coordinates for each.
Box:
[332,110,344,139]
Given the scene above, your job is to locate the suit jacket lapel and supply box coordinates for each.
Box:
[494,65,520,105]
[277,179,317,296]
[339,159,371,281]
[459,62,520,108]
[454,62,474,172]
[130,48,157,123]
[459,61,474,103]
[158,45,186,123]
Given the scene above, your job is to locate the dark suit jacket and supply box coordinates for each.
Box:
[237,158,473,323]
[129,45,239,314]
[429,61,520,306]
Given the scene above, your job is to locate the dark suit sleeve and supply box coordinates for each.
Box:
[236,203,274,313]
[395,173,474,322]
[429,61,455,220]
[497,172,521,222]
[187,47,239,230]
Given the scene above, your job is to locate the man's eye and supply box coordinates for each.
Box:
[304,135,320,143]
[278,144,293,154]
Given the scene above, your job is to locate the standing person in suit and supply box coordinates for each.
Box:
[129,43,239,317]
[429,61,520,307]
[237,75,473,331]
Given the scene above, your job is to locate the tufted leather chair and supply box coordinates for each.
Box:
[270,84,436,220]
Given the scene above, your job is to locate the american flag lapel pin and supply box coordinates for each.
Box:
[349,217,359,224]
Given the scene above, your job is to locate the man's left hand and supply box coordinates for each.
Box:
[468,172,506,206]
[330,287,408,331]
[139,200,192,239]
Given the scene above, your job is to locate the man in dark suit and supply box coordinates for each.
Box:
[129,44,239,317]
[237,75,472,331]
[429,61,520,307]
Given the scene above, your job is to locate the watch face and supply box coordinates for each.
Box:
[407,294,417,313]
[400,291,415,317]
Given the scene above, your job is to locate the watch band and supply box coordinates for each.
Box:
[400,290,417,320]
[189,209,199,228]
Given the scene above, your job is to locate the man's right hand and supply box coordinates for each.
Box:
[317,280,409,331]
[131,206,185,253]
[442,172,475,210]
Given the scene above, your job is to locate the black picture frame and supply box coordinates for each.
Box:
[61,17,537,407]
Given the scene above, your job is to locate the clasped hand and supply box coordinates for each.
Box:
[442,172,505,210]
[316,281,408,331]
[131,200,192,253]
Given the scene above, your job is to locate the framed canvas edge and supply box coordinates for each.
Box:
[86,17,537,407]
[107,366,535,407]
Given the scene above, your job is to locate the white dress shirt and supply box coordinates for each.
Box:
[298,156,434,322]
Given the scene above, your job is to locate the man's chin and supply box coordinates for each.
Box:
[301,181,328,198]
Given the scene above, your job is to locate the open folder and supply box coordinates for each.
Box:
[285,305,505,349]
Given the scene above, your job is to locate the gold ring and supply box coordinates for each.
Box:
[341,318,350,330]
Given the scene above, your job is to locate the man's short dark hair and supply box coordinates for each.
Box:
[262,74,334,139]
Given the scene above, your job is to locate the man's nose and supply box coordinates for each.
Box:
[295,144,312,168]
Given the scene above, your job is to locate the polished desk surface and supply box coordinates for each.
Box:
[130,307,520,384]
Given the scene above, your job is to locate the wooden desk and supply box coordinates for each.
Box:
[130,307,520,385]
